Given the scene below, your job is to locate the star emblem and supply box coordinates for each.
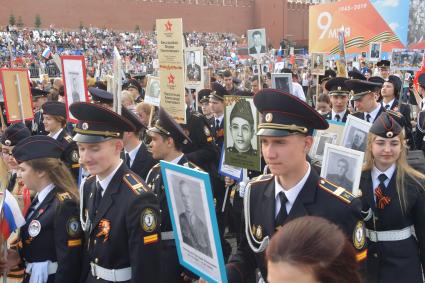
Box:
[165,20,172,32]
[167,74,175,84]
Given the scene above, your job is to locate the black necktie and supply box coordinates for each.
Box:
[26,197,39,219]
[94,181,103,212]
[385,104,390,110]
[378,173,387,190]
[215,119,220,129]
[275,191,288,227]
[125,153,131,168]
[366,114,371,122]
[375,174,390,209]
[335,114,341,122]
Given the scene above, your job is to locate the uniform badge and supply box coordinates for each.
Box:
[82,122,89,130]
[28,220,41,237]
[71,150,79,163]
[386,131,394,138]
[255,225,263,240]
[204,126,210,136]
[141,208,157,233]
[4,139,11,146]
[353,221,366,250]
[67,217,81,237]
[96,219,111,242]
[265,113,273,122]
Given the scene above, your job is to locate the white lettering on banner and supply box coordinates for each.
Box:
[318,12,351,40]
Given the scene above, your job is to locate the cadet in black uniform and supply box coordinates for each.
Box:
[322,77,350,122]
[0,135,83,283]
[121,106,157,180]
[69,102,161,283]
[29,88,49,135]
[209,82,227,150]
[225,89,366,283]
[88,87,113,109]
[145,107,193,283]
[360,112,425,283]
[41,101,80,180]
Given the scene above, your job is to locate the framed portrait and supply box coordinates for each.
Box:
[261,64,269,75]
[218,145,243,182]
[391,49,425,71]
[341,115,372,152]
[0,68,34,123]
[310,120,345,161]
[311,53,326,75]
[224,96,261,171]
[369,42,381,62]
[185,47,203,88]
[321,144,364,196]
[144,76,160,106]
[252,64,260,76]
[160,161,228,283]
[271,73,293,94]
[61,55,89,123]
[247,28,267,57]
[274,62,285,73]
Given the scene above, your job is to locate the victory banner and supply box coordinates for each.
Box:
[157,18,186,123]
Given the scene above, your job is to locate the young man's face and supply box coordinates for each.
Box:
[261,134,312,177]
[148,132,171,160]
[354,93,375,113]
[251,80,260,94]
[224,76,233,90]
[253,34,262,47]
[330,95,348,113]
[209,98,224,116]
[201,101,212,116]
[230,117,254,152]
[77,139,123,177]
[336,160,348,176]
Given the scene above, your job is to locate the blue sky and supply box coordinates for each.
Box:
[370,0,410,46]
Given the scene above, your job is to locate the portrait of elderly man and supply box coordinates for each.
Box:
[326,158,353,191]
[227,99,257,155]
[178,179,212,258]
[348,129,367,152]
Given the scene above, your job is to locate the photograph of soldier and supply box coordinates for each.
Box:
[326,156,354,191]
[175,177,212,258]
[149,80,160,99]
[316,133,336,157]
[369,42,381,61]
[248,29,266,55]
[272,73,292,94]
[186,50,202,82]
[226,98,257,155]
[345,128,367,152]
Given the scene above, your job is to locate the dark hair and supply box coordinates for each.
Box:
[252,30,262,38]
[223,70,232,78]
[266,216,361,283]
[318,93,331,104]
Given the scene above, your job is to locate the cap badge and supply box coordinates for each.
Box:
[4,139,11,146]
[337,86,342,90]
[265,113,273,123]
[386,131,394,138]
[82,122,89,130]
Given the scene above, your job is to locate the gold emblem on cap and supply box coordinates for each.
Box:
[82,122,89,130]
[337,86,342,90]
[265,113,273,123]
[4,140,11,146]
[386,131,394,138]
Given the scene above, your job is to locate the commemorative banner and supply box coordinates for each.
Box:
[157,18,186,124]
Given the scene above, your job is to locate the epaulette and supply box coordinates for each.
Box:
[123,173,150,195]
[318,178,355,204]
[250,174,273,184]
[184,161,203,172]
[64,135,73,143]
[57,192,72,202]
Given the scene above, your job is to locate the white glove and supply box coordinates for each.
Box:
[239,182,246,198]
[26,261,49,283]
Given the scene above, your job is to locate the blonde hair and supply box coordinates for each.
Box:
[135,102,152,116]
[121,90,135,105]
[26,158,79,200]
[363,132,425,212]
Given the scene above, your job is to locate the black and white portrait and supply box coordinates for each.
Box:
[311,132,338,159]
[185,50,202,82]
[321,144,364,195]
[252,64,260,75]
[311,53,325,75]
[271,73,293,94]
[144,76,160,106]
[261,64,269,75]
[369,42,381,62]
[342,115,373,153]
[247,29,266,56]
[172,176,212,257]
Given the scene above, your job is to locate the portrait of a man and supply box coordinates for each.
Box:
[326,158,353,190]
[149,80,160,99]
[71,75,81,102]
[227,99,257,155]
[248,30,266,55]
[347,129,367,152]
[186,51,201,81]
[274,76,291,93]
[178,179,212,257]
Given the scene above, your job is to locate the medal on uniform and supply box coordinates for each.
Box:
[96,219,111,242]
[28,220,41,237]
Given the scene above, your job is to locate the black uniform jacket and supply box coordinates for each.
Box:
[56,129,80,179]
[80,163,161,283]
[128,143,158,181]
[21,187,83,283]
[226,169,366,283]
[352,106,385,123]
[360,169,425,283]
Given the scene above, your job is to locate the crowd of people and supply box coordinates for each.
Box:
[0,24,425,283]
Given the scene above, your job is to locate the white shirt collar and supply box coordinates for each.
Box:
[35,183,55,206]
[125,142,142,168]
[49,128,63,140]
[371,163,396,188]
[170,154,184,164]
[366,104,381,122]
[274,163,311,214]
[96,160,123,195]
[331,109,346,120]
[214,114,224,124]
[382,98,395,109]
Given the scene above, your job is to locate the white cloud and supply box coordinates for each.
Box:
[389,22,399,31]
[374,0,399,7]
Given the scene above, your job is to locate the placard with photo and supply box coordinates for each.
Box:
[185,47,203,88]
[145,76,161,106]
[311,53,326,75]
[391,49,425,71]
[247,28,267,57]
[369,42,381,62]
[341,114,372,152]
[271,73,293,94]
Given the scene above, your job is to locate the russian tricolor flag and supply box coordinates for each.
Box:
[42,47,52,59]
[1,190,25,239]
